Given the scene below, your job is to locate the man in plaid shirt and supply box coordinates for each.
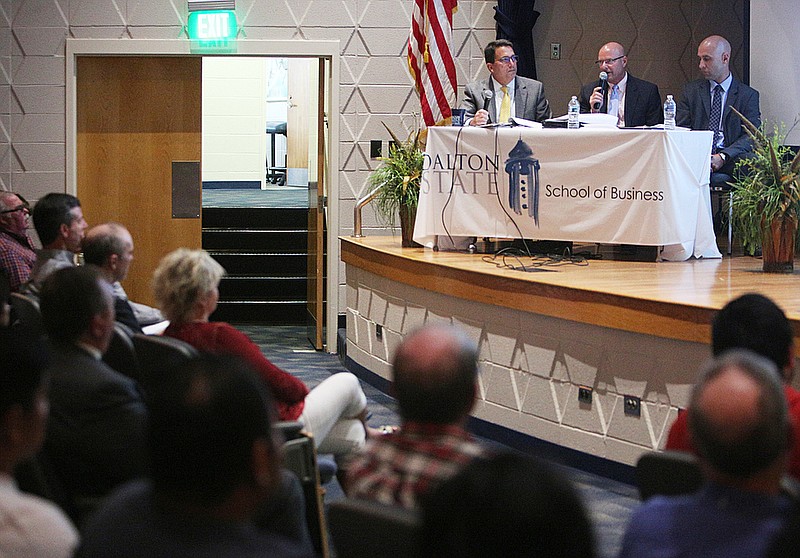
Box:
[0,192,36,292]
[344,325,487,509]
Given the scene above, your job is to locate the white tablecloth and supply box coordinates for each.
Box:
[414,126,722,261]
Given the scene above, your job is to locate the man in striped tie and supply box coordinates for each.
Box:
[462,39,551,127]
[676,35,761,177]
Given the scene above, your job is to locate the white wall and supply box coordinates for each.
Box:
[202,57,268,187]
[750,0,800,145]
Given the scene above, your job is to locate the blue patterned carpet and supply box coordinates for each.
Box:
[239,324,638,558]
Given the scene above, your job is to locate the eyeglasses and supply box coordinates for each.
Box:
[595,55,625,66]
[0,204,30,215]
[495,55,519,65]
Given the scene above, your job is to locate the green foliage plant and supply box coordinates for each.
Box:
[368,122,424,225]
[729,107,800,255]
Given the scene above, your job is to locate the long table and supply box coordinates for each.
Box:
[414,125,722,261]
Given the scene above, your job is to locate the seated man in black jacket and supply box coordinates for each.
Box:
[39,266,147,520]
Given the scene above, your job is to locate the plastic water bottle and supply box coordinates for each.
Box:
[663,95,676,130]
[567,96,580,129]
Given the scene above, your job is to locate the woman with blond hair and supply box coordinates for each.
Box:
[153,248,382,457]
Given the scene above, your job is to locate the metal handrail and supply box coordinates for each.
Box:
[352,186,381,238]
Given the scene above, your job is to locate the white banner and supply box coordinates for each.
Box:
[415,126,721,260]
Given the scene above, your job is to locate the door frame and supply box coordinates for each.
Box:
[66,39,341,352]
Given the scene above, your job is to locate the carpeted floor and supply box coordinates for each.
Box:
[240,324,639,558]
[203,184,309,209]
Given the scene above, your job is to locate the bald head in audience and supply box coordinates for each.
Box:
[392,324,478,425]
[689,350,790,492]
[83,223,135,285]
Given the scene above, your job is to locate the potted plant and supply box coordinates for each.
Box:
[368,122,424,247]
[729,108,800,272]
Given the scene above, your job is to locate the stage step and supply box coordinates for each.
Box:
[203,207,308,325]
[202,229,307,252]
[203,207,307,230]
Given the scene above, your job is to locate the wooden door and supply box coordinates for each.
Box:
[306,59,326,349]
[287,58,312,186]
[77,56,202,307]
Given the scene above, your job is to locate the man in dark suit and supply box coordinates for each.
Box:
[462,39,551,126]
[39,266,147,516]
[677,35,761,176]
[579,41,662,127]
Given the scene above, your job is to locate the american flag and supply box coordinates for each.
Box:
[408,0,458,127]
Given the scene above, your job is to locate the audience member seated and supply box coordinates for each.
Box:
[620,350,793,558]
[82,223,141,332]
[0,191,36,292]
[0,327,79,557]
[419,451,596,557]
[344,324,487,509]
[76,353,315,558]
[24,193,87,295]
[666,293,800,481]
[152,248,380,458]
[39,266,147,515]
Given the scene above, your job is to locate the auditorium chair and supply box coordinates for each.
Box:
[9,292,44,338]
[103,322,140,382]
[710,172,733,255]
[328,498,421,558]
[283,430,331,557]
[132,333,198,394]
[635,450,703,500]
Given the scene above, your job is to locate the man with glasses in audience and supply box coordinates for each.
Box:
[0,192,35,291]
[462,39,551,126]
[579,41,662,127]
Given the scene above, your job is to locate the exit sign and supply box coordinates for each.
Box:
[187,10,237,53]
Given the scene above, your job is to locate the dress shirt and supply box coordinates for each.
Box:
[491,76,515,123]
[0,473,78,558]
[345,421,488,509]
[619,482,792,558]
[0,228,36,291]
[608,73,628,126]
[708,73,733,150]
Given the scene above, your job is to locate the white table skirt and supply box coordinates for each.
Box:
[414,126,721,261]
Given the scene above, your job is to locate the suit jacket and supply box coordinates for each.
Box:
[114,296,143,334]
[44,342,148,499]
[578,74,663,127]
[676,76,761,165]
[462,76,552,124]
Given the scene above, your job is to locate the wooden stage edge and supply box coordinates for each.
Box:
[341,236,800,345]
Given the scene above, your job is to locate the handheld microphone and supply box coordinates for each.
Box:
[593,71,608,110]
[482,89,494,111]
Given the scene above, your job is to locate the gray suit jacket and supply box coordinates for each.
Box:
[462,76,552,124]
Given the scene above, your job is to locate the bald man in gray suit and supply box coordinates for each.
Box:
[462,39,551,126]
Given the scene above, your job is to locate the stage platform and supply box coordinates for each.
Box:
[341,236,800,474]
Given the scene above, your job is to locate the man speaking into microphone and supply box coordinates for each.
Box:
[578,41,662,127]
[462,39,551,126]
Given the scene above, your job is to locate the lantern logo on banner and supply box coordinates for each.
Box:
[505,139,541,226]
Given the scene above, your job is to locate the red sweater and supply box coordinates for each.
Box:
[164,321,309,420]
[665,384,800,480]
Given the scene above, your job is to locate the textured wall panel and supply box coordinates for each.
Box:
[345,264,710,466]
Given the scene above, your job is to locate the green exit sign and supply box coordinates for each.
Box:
[188,10,237,53]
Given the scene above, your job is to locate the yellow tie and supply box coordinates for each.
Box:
[499,85,511,123]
